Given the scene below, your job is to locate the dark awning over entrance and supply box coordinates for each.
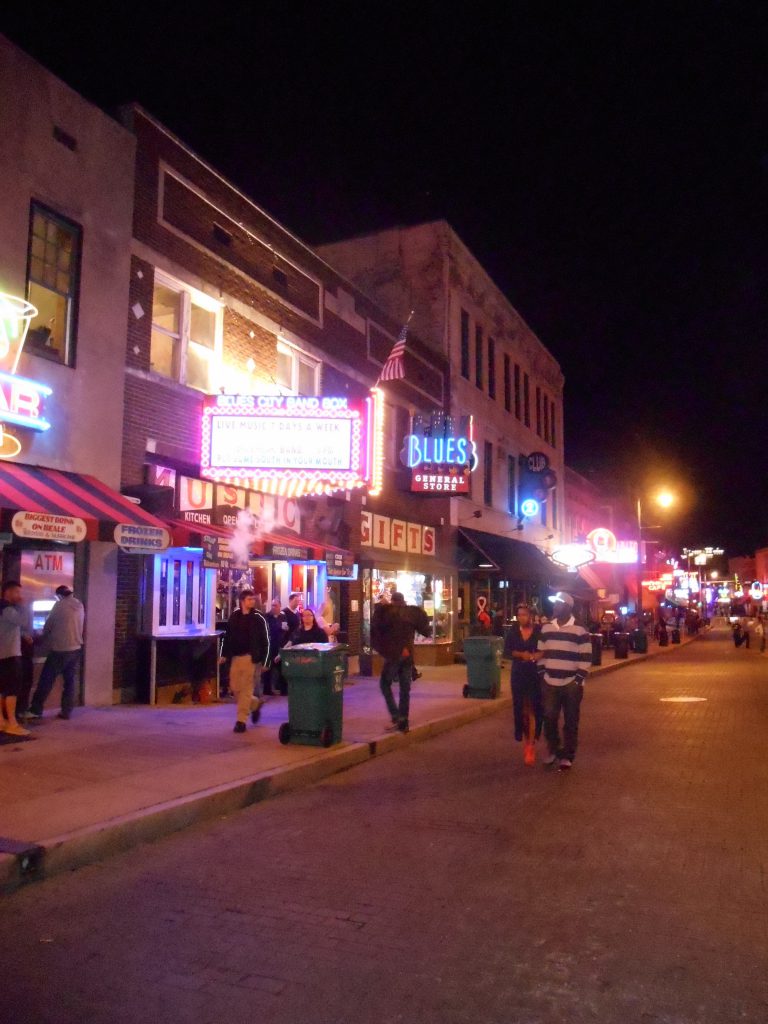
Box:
[457,527,595,596]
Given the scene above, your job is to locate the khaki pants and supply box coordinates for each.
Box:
[229,655,263,723]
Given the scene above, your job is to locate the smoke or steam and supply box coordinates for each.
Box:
[229,503,278,567]
[230,508,257,567]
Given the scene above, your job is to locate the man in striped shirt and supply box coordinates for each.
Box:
[537,592,592,770]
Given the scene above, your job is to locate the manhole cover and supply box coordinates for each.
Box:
[659,696,707,702]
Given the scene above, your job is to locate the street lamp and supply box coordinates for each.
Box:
[636,490,676,625]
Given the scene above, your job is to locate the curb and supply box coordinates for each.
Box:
[0,632,703,894]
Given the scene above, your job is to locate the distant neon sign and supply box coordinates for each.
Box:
[200,392,383,498]
[520,498,540,518]
[586,528,638,564]
[549,542,596,571]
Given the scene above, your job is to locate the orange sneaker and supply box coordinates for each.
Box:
[524,742,536,766]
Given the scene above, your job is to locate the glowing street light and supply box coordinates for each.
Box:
[637,489,676,623]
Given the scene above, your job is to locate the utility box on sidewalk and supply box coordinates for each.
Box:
[279,644,347,748]
[462,636,503,699]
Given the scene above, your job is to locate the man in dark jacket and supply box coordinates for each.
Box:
[220,589,271,733]
[262,598,290,695]
[371,592,430,734]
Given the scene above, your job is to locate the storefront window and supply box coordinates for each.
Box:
[371,569,453,644]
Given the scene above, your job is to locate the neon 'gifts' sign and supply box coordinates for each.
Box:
[200,391,384,497]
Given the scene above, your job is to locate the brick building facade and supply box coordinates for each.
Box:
[113,107,452,698]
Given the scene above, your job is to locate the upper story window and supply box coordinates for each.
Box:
[483,441,493,506]
[523,372,530,427]
[503,354,511,412]
[550,400,557,448]
[544,395,550,443]
[25,203,81,366]
[460,309,470,379]
[150,271,222,392]
[475,325,483,389]
[487,337,496,399]
[276,339,319,396]
[514,363,521,420]
[535,386,542,436]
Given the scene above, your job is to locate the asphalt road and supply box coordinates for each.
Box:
[4,627,767,1024]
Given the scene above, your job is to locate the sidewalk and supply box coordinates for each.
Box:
[0,633,700,892]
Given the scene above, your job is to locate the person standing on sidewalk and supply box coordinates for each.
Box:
[371,592,430,734]
[28,585,84,721]
[282,592,302,635]
[504,604,543,766]
[537,592,592,771]
[0,580,30,736]
[221,589,270,734]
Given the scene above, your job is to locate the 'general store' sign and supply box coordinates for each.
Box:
[361,511,435,556]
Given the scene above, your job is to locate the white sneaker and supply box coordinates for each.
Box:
[543,752,558,765]
[558,758,573,770]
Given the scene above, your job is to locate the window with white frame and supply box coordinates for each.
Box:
[275,340,319,396]
[150,271,222,392]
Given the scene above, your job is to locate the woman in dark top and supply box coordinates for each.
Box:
[287,608,330,646]
[503,603,543,766]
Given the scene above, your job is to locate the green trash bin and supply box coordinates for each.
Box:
[278,644,347,747]
[462,636,503,699]
[631,628,648,654]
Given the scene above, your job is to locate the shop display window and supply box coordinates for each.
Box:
[371,569,453,644]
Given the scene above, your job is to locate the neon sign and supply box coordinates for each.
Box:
[520,498,540,518]
[0,294,53,442]
[403,413,476,494]
[586,528,638,564]
[200,391,383,498]
[549,543,596,571]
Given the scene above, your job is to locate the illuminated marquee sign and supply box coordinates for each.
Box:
[200,391,384,498]
[586,528,638,564]
[403,413,477,494]
[0,294,53,448]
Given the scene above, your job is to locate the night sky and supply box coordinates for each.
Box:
[4,3,767,554]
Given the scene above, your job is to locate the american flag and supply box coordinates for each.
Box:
[379,323,408,381]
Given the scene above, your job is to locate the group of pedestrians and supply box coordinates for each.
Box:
[0,580,85,736]
[367,588,591,763]
[220,589,340,734]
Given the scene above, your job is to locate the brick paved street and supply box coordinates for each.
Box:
[3,627,767,1023]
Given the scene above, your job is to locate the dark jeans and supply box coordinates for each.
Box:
[16,648,34,717]
[30,650,81,715]
[379,656,412,723]
[542,679,584,761]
